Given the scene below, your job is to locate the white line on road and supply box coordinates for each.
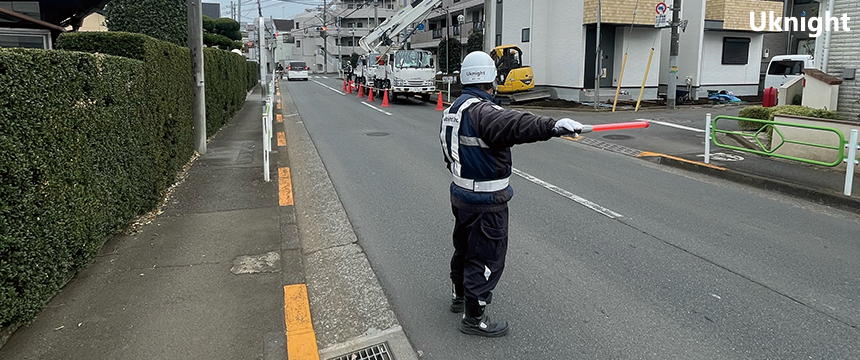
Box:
[646,119,705,133]
[511,168,623,219]
[362,102,393,116]
[312,80,345,95]
[322,76,329,79]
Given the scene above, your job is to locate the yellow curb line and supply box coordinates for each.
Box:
[277,132,286,147]
[279,167,294,206]
[277,114,283,123]
[284,284,319,359]
[637,151,727,171]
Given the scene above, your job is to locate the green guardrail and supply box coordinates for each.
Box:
[710,115,846,167]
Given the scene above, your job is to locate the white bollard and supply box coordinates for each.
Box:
[844,129,859,196]
[704,114,712,164]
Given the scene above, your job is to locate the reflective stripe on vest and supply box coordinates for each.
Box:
[452,174,510,193]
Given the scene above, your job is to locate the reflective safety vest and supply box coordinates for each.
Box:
[440,97,510,193]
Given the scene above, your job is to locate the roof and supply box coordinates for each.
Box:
[273,19,294,32]
[37,0,111,28]
[0,6,65,33]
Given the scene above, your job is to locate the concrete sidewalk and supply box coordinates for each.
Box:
[0,87,300,360]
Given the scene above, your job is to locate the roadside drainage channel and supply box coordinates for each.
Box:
[278,82,418,360]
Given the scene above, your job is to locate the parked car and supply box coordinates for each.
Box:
[287,61,309,81]
[764,55,814,90]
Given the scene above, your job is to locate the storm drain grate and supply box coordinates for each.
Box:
[574,136,643,157]
[327,342,392,360]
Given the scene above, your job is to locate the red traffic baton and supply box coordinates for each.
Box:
[581,120,650,134]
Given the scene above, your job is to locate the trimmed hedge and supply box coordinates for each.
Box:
[0,49,155,327]
[1,33,258,328]
[738,105,841,130]
[59,32,194,183]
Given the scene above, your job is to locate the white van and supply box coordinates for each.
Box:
[764,55,815,90]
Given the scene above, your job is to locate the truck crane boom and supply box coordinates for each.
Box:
[358,0,442,54]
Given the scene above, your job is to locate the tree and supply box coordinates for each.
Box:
[202,16,242,50]
[350,53,359,68]
[466,31,484,54]
[104,0,187,47]
[437,38,462,74]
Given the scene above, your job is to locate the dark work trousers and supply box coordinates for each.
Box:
[450,204,509,306]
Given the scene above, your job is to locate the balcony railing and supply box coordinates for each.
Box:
[432,28,443,39]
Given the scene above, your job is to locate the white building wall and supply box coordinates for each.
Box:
[699,32,763,97]
[676,0,706,97]
[541,0,585,99]
[828,0,860,120]
[612,27,662,100]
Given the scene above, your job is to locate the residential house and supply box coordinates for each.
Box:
[409,0,485,59]
[483,0,783,102]
[823,0,860,120]
[273,19,295,66]
[1,0,108,49]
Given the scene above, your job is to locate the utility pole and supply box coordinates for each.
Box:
[259,17,267,97]
[666,0,681,109]
[237,0,241,25]
[323,0,328,74]
[374,1,379,34]
[594,0,601,109]
[188,0,206,154]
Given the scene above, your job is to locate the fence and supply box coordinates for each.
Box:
[705,114,860,195]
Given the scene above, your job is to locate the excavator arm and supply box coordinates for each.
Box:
[358,0,442,54]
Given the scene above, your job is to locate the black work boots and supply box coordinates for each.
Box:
[459,301,509,337]
[450,283,465,313]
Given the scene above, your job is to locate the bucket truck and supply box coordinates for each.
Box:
[358,0,441,102]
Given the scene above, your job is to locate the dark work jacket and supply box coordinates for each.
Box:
[442,87,557,212]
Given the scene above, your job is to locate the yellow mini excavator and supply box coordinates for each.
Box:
[491,45,551,104]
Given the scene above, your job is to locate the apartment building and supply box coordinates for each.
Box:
[484,0,783,102]
[289,0,402,73]
[408,0,485,55]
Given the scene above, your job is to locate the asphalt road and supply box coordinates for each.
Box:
[285,77,860,359]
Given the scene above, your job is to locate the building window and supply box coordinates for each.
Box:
[522,28,530,43]
[357,22,363,28]
[296,22,300,29]
[387,3,393,9]
[296,40,301,47]
[722,37,750,65]
[495,34,502,47]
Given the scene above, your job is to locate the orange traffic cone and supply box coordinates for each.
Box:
[381,90,390,107]
[342,80,347,92]
[435,91,444,111]
[357,83,364,98]
[347,81,352,94]
[367,86,375,102]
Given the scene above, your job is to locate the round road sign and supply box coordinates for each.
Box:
[656,2,668,14]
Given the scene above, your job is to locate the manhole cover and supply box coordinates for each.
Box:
[603,134,633,140]
[698,153,745,162]
[365,132,391,137]
[327,342,392,360]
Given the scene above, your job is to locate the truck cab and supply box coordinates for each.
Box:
[373,49,436,101]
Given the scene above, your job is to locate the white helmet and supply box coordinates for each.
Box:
[460,51,497,85]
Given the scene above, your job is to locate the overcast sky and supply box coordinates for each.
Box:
[211,0,324,22]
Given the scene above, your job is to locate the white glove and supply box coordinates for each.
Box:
[552,118,583,137]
